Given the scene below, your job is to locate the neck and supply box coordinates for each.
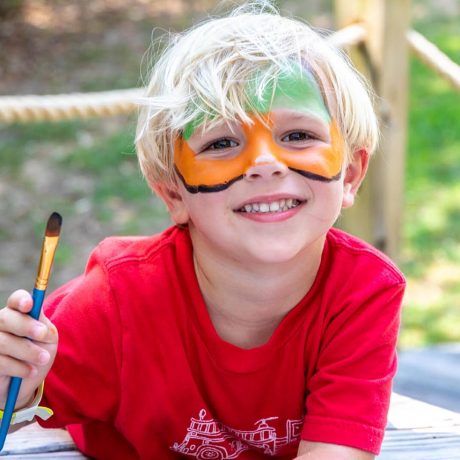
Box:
[190,229,325,349]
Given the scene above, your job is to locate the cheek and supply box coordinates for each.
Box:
[276,120,345,181]
[183,192,229,226]
[309,180,344,216]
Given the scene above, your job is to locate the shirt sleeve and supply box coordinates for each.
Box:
[301,278,405,455]
[38,245,122,428]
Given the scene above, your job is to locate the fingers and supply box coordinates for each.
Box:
[0,332,50,366]
[40,315,59,343]
[0,303,57,345]
[0,332,50,379]
[0,354,37,379]
[6,290,33,314]
[1,291,58,409]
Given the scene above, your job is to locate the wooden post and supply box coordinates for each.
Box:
[334,0,410,260]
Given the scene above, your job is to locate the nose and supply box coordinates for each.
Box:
[244,152,288,181]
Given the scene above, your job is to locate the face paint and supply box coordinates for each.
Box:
[175,64,345,193]
[245,63,331,125]
[182,62,331,141]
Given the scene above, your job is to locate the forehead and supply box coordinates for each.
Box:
[182,62,331,140]
[247,63,330,123]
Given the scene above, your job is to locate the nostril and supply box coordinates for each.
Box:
[246,172,261,180]
[244,161,288,181]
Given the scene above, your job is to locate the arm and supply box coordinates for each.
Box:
[295,440,374,460]
[300,278,405,455]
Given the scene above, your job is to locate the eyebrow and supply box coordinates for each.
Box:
[271,112,330,133]
[279,112,327,124]
[191,119,242,139]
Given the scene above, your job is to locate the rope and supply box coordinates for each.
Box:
[0,25,367,124]
[2,25,459,123]
[407,29,460,92]
[328,23,367,49]
[0,89,143,124]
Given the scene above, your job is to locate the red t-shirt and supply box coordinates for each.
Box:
[39,226,405,459]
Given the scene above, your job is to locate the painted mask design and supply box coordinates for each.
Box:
[174,64,345,193]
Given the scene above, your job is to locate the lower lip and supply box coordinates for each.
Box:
[236,203,304,223]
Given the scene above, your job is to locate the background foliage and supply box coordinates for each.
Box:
[0,0,459,348]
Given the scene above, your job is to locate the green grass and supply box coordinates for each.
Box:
[0,116,168,237]
[1,121,81,174]
[54,121,167,230]
[399,18,460,347]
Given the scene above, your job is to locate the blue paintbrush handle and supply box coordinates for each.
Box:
[30,288,45,320]
[0,288,46,451]
[0,377,22,451]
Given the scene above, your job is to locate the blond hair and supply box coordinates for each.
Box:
[136,1,378,189]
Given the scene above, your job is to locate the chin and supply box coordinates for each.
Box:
[242,239,312,265]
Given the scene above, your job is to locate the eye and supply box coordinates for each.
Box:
[281,131,313,142]
[204,138,239,151]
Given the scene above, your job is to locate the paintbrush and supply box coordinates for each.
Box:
[0,212,62,451]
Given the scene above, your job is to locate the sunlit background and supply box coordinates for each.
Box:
[0,0,459,352]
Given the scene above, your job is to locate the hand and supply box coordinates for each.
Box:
[0,290,58,410]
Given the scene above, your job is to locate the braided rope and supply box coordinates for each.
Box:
[1,25,458,124]
[0,88,144,123]
[0,25,366,124]
[407,29,460,92]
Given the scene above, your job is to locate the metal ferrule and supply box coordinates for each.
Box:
[34,236,60,290]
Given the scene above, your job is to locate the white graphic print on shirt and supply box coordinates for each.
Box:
[171,409,303,458]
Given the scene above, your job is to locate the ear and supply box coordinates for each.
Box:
[342,148,369,209]
[153,181,190,225]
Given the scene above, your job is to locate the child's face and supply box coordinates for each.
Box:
[162,66,365,263]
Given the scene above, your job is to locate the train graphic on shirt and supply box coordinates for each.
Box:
[171,409,303,459]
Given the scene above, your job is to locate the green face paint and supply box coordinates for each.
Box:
[246,63,331,123]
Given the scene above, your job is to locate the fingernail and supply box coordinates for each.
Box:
[38,351,50,365]
[19,298,29,309]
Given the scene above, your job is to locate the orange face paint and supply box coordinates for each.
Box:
[174,114,344,193]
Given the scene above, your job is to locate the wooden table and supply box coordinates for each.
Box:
[1,393,460,458]
[379,393,460,459]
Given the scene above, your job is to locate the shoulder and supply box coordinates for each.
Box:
[325,228,405,287]
[44,226,192,317]
[86,225,190,274]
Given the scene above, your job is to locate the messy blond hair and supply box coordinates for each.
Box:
[136,1,378,189]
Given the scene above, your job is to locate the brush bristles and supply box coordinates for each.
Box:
[45,212,62,237]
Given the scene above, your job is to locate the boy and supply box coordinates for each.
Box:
[0,2,405,459]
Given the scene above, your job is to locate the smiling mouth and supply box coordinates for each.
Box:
[237,198,303,214]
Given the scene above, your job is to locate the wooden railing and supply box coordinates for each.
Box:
[335,0,459,259]
[0,0,458,259]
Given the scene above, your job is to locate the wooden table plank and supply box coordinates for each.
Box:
[0,424,87,458]
[378,393,460,459]
[1,393,460,458]
[5,454,86,459]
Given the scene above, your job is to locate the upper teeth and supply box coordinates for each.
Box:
[241,199,301,213]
